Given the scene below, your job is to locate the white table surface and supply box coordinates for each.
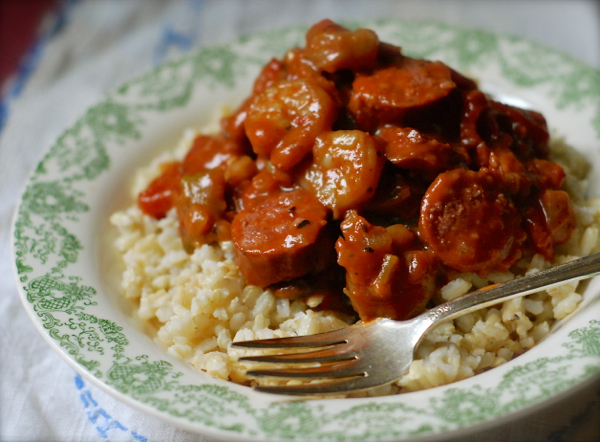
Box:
[1,1,599,441]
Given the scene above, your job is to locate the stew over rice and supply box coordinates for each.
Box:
[136,19,575,323]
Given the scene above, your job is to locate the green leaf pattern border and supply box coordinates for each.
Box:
[12,20,600,441]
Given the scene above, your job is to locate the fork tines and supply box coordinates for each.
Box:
[245,358,360,379]
[238,344,355,365]
[231,328,375,395]
[231,329,350,349]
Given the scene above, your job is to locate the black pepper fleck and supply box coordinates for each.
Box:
[297,219,311,229]
[364,247,375,253]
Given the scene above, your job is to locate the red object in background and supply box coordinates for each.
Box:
[0,0,58,94]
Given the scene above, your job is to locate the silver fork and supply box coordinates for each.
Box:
[231,252,600,396]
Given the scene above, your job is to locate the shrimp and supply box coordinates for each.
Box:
[301,130,385,219]
[304,19,380,73]
[244,78,338,171]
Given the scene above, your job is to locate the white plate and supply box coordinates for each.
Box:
[12,20,600,441]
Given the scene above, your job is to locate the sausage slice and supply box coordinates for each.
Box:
[348,57,456,130]
[231,187,333,287]
[419,168,526,275]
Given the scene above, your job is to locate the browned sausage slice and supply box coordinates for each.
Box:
[348,57,456,130]
[419,168,526,275]
[231,187,333,287]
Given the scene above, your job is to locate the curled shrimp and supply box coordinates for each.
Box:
[305,19,380,73]
[244,78,338,171]
[301,130,385,219]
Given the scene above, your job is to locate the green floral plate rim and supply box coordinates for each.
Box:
[11,19,600,442]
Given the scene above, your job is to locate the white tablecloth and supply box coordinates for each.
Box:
[1,1,599,441]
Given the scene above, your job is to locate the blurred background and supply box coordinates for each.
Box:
[1,0,599,123]
[1,1,599,441]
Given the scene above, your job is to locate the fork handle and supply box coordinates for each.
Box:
[421,252,600,328]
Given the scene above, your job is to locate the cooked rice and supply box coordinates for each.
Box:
[110,129,600,396]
